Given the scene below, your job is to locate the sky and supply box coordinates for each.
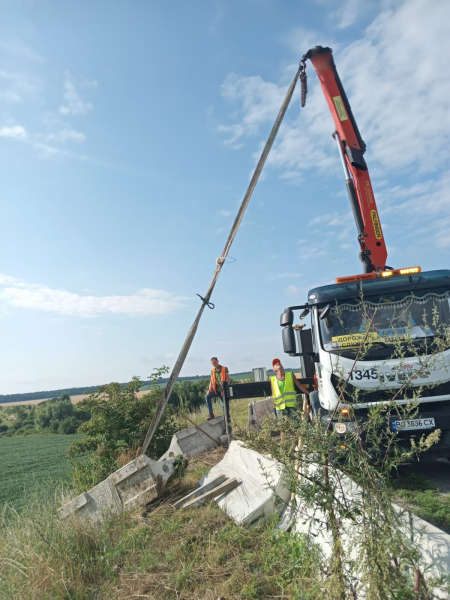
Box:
[0,0,449,394]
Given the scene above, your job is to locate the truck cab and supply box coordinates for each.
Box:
[281,269,450,457]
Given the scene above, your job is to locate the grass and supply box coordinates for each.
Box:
[0,397,254,514]
[0,446,324,600]
[0,434,82,510]
[389,471,450,533]
[175,396,254,430]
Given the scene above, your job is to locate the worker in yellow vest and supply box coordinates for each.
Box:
[205,357,230,420]
[270,358,310,420]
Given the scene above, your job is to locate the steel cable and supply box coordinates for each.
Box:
[141,65,302,456]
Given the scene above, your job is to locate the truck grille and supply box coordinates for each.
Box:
[330,374,450,404]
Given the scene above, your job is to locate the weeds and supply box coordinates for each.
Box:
[0,451,324,600]
[390,473,450,533]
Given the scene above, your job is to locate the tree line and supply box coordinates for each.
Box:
[0,371,260,404]
[0,394,91,437]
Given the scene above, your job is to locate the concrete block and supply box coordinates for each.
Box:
[199,441,290,525]
[290,462,450,598]
[159,416,225,461]
[248,398,275,432]
[58,455,176,522]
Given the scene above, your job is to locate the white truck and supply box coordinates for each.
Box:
[280,47,450,458]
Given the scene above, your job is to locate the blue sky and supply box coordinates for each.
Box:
[0,0,449,394]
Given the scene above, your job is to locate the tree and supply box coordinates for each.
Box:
[58,416,80,435]
[68,368,177,492]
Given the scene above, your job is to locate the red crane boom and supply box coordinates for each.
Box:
[303,46,388,273]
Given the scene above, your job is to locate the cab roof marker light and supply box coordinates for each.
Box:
[399,266,421,275]
[336,266,421,284]
[381,266,421,277]
[335,273,377,284]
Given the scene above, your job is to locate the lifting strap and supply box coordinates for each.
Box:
[141,64,302,456]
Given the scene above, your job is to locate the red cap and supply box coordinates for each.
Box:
[272,358,281,367]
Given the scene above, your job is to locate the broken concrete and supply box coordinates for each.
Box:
[58,455,176,522]
[159,415,226,461]
[200,440,290,525]
[198,443,449,596]
[289,462,450,598]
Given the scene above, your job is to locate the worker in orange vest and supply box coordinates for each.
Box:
[205,357,230,420]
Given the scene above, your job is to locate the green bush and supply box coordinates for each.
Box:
[169,378,209,411]
[58,416,80,435]
[68,368,177,492]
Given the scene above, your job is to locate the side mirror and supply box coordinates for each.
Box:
[280,309,293,327]
[299,308,310,320]
[282,325,297,354]
[319,304,331,320]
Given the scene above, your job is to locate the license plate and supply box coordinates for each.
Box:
[392,418,435,431]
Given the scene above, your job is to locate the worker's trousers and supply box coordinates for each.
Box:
[205,391,223,414]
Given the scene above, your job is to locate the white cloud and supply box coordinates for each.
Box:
[0,39,45,63]
[60,75,94,116]
[309,211,351,227]
[281,26,325,56]
[220,0,450,175]
[208,6,225,34]
[44,129,86,144]
[273,272,302,278]
[0,275,188,317]
[298,247,328,262]
[218,0,450,252]
[381,171,450,249]
[285,285,299,296]
[336,0,358,28]
[218,73,287,148]
[0,69,41,103]
[0,125,27,139]
[219,209,231,217]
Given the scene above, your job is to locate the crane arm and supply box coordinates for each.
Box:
[303,46,388,273]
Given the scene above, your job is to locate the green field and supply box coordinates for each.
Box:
[0,434,82,510]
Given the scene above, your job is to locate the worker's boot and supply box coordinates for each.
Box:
[207,412,215,420]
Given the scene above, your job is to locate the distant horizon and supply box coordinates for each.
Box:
[0,365,305,402]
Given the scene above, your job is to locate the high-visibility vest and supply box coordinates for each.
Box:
[271,372,297,410]
[210,366,227,394]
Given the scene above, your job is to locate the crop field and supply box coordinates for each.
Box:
[0,434,82,510]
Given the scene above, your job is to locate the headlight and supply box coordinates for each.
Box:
[335,422,347,434]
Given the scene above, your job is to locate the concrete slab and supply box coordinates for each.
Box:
[58,455,176,522]
[199,441,290,525]
[248,398,275,432]
[159,416,225,461]
[290,461,450,598]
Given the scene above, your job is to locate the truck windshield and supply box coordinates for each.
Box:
[319,289,450,357]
